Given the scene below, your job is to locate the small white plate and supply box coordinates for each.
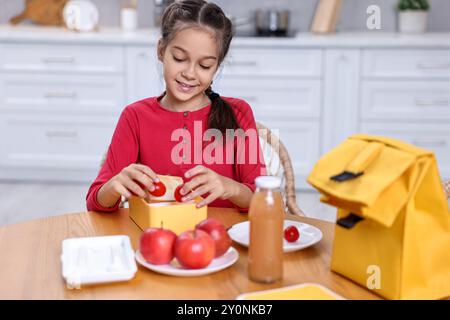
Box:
[228,220,323,253]
[135,247,239,277]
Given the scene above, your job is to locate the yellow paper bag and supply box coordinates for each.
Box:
[307,134,450,300]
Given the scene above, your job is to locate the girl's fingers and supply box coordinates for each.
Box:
[184,165,207,179]
[134,164,159,182]
[122,178,146,198]
[130,170,154,191]
[114,183,132,199]
[196,192,218,208]
[182,184,210,202]
[181,174,209,195]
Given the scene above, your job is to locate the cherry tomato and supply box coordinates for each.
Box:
[284,225,300,242]
[149,181,166,197]
[174,185,183,202]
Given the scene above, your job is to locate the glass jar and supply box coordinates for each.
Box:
[248,176,284,283]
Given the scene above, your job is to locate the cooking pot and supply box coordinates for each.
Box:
[255,9,290,37]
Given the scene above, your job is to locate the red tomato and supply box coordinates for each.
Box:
[284,225,300,242]
[149,181,166,197]
[174,185,183,202]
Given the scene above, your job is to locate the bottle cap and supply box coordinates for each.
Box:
[255,176,281,189]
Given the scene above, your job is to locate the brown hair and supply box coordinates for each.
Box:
[160,0,240,132]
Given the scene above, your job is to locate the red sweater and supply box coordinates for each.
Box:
[86,95,266,212]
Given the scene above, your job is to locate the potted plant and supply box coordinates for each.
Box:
[397,0,430,33]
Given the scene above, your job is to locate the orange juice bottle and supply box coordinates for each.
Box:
[248,176,284,283]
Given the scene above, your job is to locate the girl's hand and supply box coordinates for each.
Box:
[180,165,239,208]
[107,164,159,199]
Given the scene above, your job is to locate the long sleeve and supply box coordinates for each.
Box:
[86,107,140,212]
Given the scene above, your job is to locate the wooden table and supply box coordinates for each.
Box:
[0,208,381,300]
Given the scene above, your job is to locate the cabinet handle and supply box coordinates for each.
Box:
[414,98,449,106]
[42,57,76,64]
[339,54,348,62]
[417,62,450,70]
[138,52,149,59]
[229,61,258,67]
[45,92,77,99]
[412,140,447,148]
[45,131,78,138]
[241,96,258,103]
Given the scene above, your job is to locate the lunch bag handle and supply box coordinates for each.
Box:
[330,142,384,182]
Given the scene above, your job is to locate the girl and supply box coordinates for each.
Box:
[86,0,266,212]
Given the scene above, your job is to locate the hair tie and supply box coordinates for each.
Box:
[207,91,220,102]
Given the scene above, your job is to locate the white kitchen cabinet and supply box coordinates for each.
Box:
[0,114,117,181]
[256,119,321,189]
[214,77,321,119]
[125,46,164,103]
[359,122,450,179]
[223,48,322,77]
[0,73,125,115]
[0,43,124,73]
[360,48,450,182]
[361,80,450,121]
[322,49,361,152]
[0,114,116,168]
[214,46,322,187]
[363,49,450,78]
[0,42,124,182]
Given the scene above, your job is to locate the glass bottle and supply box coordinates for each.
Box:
[248,176,284,283]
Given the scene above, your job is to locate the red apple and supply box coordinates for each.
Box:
[196,218,232,257]
[139,228,176,265]
[174,229,215,269]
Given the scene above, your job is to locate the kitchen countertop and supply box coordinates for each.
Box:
[1,24,450,48]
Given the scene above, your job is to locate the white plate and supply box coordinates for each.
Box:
[228,220,323,253]
[135,247,239,277]
[61,235,137,288]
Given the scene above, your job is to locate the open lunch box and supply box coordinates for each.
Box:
[128,174,207,234]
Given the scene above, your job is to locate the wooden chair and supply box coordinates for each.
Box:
[443,179,450,199]
[256,122,305,216]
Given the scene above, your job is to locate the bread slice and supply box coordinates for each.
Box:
[147,174,184,202]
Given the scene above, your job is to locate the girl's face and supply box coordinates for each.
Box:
[158,27,219,105]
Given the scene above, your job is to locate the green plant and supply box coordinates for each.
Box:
[397,0,430,11]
